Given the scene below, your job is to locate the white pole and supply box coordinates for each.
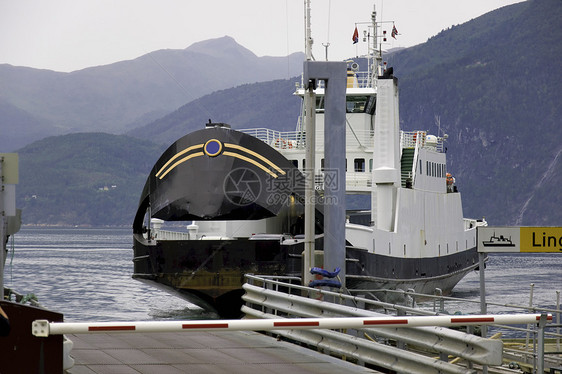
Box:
[525,283,535,349]
[556,291,560,352]
[303,86,316,287]
[302,0,316,287]
[33,313,552,337]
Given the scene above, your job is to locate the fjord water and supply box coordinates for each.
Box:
[3,228,561,322]
[3,227,217,322]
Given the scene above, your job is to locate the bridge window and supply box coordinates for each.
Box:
[316,95,374,114]
[346,96,368,113]
[354,158,365,172]
[365,96,376,114]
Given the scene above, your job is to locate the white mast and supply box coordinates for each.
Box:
[305,0,313,61]
[370,4,401,231]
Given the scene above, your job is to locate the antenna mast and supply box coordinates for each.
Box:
[370,5,381,84]
[305,0,313,61]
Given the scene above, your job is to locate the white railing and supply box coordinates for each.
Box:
[239,128,375,151]
[310,70,372,89]
[150,229,190,241]
[239,128,306,150]
[242,128,447,154]
[401,130,445,153]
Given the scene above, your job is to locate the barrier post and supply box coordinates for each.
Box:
[537,313,547,374]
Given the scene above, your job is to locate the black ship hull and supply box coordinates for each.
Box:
[132,124,481,317]
[133,232,479,317]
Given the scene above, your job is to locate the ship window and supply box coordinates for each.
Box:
[321,158,325,171]
[302,159,306,169]
[292,160,298,168]
[369,159,373,172]
[354,158,365,172]
[426,161,429,176]
[365,96,376,114]
[346,96,368,113]
[315,96,325,112]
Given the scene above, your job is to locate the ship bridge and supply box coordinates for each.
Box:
[240,128,447,194]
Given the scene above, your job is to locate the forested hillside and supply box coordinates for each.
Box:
[16,134,163,226]
[391,0,561,225]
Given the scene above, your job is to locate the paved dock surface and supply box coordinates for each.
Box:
[66,330,380,374]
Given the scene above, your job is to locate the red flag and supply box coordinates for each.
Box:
[391,25,398,39]
[352,27,359,44]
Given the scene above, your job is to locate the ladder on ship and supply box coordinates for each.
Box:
[400,148,415,187]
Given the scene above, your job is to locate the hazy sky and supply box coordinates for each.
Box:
[0,0,525,72]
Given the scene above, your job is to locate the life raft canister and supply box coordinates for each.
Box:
[274,138,286,148]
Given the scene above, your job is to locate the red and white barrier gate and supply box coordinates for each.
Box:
[32,313,552,337]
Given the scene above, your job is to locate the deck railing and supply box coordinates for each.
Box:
[239,128,376,150]
[241,128,445,153]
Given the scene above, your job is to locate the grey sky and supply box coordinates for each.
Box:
[0,0,524,72]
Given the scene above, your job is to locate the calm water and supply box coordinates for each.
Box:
[3,227,217,322]
[2,228,561,322]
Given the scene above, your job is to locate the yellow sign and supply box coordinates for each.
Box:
[520,227,562,253]
[478,226,562,253]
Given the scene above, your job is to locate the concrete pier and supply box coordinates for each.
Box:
[66,330,380,374]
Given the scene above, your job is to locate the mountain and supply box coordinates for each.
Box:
[11,0,562,227]
[0,98,63,150]
[0,36,304,151]
[16,133,163,226]
[128,78,302,144]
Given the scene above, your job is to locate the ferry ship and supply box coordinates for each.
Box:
[132,4,486,317]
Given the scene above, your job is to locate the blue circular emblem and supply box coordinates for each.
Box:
[204,139,222,157]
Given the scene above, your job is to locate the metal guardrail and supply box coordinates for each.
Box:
[241,279,502,374]
[242,275,558,374]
